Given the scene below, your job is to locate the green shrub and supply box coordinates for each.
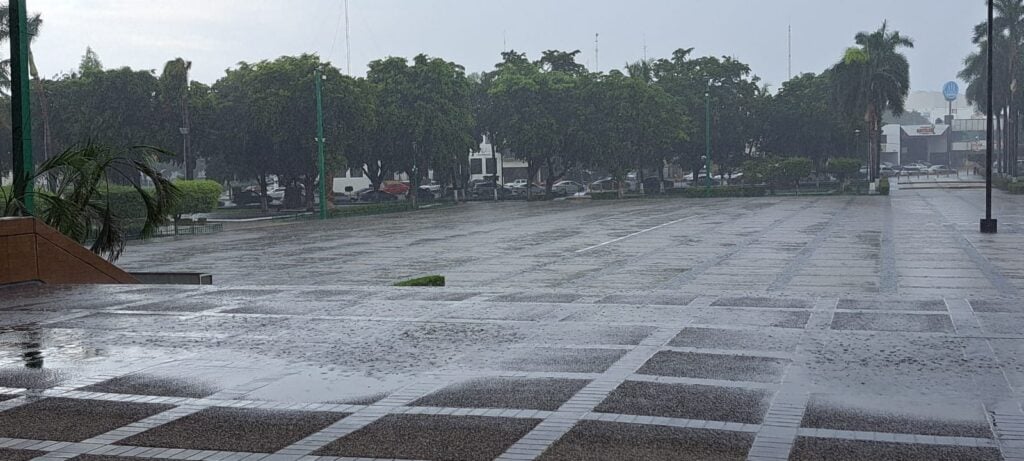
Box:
[878,177,890,195]
[681,185,767,198]
[590,191,621,200]
[826,158,862,181]
[104,184,148,219]
[170,180,222,218]
[329,202,414,218]
[1009,181,1024,194]
[395,275,446,287]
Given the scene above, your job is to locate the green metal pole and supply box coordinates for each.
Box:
[315,66,327,220]
[10,0,34,213]
[705,84,712,196]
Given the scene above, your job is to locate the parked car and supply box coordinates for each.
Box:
[552,180,586,196]
[506,179,529,188]
[471,181,511,198]
[411,187,435,202]
[357,190,397,203]
[232,190,264,206]
[419,181,442,195]
[509,183,545,197]
[927,165,956,175]
[381,182,410,196]
[641,177,674,192]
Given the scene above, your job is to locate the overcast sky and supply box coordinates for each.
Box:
[30,0,985,93]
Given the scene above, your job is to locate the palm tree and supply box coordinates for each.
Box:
[962,0,1024,176]
[1,144,181,262]
[0,4,43,91]
[831,22,914,181]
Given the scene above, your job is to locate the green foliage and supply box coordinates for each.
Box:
[170,180,222,217]
[777,157,814,187]
[1008,181,1024,195]
[742,156,812,188]
[679,186,768,198]
[328,202,415,218]
[826,158,863,180]
[590,191,621,201]
[878,177,890,195]
[1,144,180,262]
[394,275,446,287]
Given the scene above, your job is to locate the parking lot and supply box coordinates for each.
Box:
[120,188,1024,298]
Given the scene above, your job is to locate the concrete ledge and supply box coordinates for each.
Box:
[0,217,139,285]
[129,272,213,285]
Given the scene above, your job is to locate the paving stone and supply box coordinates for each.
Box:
[0,397,174,442]
[800,395,993,438]
[490,347,627,373]
[637,350,789,383]
[79,373,220,399]
[668,327,801,352]
[711,297,813,309]
[595,381,771,424]
[830,312,955,333]
[116,407,347,453]
[692,309,811,329]
[788,436,1002,461]
[0,367,69,389]
[410,377,590,411]
[118,300,223,313]
[313,414,540,460]
[379,290,480,301]
[530,324,656,346]
[969,298,1024,313]
[538,420,753,461]
[596,294,697,306]
[486,293,582,304]
[837,298,948,311]
[71,456,178,461]
[0,448,47,461]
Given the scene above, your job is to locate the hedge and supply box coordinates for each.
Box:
[170,180,222,217]
[395,275,446,287]
[677,186,768,198]
[1009,181,1024,195]
[878,177,890,196]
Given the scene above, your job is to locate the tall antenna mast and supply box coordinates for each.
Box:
[345,0,351,75]
[503,30,507,52]
[643,34,648,61]
[787,23,792,80]
[595,33,600,72]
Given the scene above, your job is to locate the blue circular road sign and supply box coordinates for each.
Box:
[943,81,960,102]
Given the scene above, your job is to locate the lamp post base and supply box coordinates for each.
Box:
[981,219,998,234]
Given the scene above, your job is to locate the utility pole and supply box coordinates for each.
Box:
[982,0,998,233]
[594,33,600,72]
[345,0,351,75]
[10,0,33,213]
[181,60,193,180]
[315,66,327,220]
[786,24,794,80]
[705,81,712,196]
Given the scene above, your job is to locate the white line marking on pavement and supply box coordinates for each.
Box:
[575,216,696,253]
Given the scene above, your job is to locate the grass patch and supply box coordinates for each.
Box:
[395,275,446,287]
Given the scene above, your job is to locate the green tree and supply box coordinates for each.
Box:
[764,72,856,168]
[831,22,914,180]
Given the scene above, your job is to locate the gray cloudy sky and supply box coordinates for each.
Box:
[31,0,985,92]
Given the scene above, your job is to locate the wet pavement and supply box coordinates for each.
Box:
[0,188,1023,460]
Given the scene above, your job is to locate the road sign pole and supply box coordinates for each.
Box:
[982,0,998,234]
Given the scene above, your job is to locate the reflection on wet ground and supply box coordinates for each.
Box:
[0,284,1019,460]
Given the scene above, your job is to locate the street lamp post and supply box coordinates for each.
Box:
[705,81,712,196]
[982,0,998,233]
[9,0,33,213]
[314,66,327,220]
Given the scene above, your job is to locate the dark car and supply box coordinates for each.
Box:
[358,190,398,203]
[411,187,435,202]
[471,181,511,198]
[232,190,264,206]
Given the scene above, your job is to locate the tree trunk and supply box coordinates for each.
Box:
[257,174,269,212]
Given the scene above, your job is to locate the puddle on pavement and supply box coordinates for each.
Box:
[240,371,413,404]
